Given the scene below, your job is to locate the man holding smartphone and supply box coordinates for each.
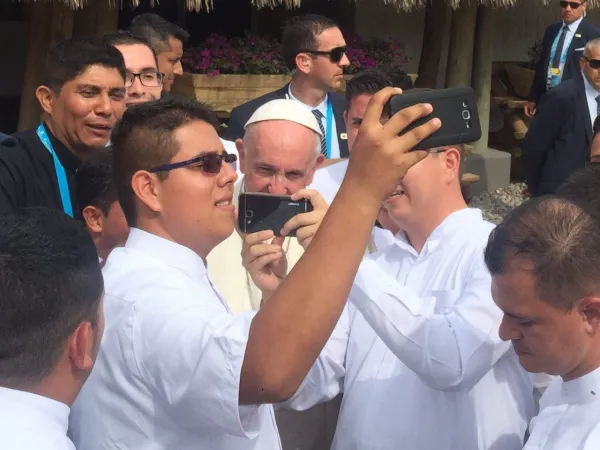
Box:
[260,102,536,448]
[69,92,440,449]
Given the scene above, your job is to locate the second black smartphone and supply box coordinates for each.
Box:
[238,192,313,237]
[386,86,482,150]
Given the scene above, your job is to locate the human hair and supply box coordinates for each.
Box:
[43,38,126,93]
[281,14,339,71]
[111,97,220,227]
[76,147,118,219]
[101,30,159,69]
[0,208,103,388]
[345,68,415,110]
[484,196,600,311]
[556,164,600,215]
[129,13,189,55]
[583,37,600,59]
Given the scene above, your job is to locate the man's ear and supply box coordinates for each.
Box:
[82,206,104,234]
[35,85,55,115]
[236,138,246,175]
[443,147,462,180]
[295,53,312,75]
[131,171,163,215]
[579,296,600,335]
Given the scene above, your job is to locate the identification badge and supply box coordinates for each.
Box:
[340,133,347,140]
[551,68,561,75]
[575,33,582,38]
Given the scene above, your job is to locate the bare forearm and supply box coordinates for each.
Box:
[240,184,380,403]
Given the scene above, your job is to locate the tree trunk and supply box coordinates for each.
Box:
[415,0,450,89]
[18,2,74,131]
[73,0,119,38]
[445,0,478,88]
[471,4,496,153]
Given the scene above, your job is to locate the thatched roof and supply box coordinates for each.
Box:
[41,0,600,13]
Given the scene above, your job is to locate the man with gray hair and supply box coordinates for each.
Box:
[207,98,336,450]
[522,37,600,196]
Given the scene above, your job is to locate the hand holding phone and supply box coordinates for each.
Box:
[238,192,314,237]
[386,86,482,150]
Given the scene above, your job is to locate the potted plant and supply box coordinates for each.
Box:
[174,33,410,113]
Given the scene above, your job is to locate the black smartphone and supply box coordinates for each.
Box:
[386,86,482,150]
[238,192,313,237]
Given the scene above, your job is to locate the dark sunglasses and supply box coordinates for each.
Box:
[583,56,600,69]
[149,152,237,174]
[299,46,347,64]
[560,1,585,8]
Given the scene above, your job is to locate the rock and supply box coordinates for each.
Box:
[469,182,527,224]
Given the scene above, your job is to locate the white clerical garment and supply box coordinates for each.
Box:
[69,228,281,450]
[524,366,600,449]
[286,208,536,450]
[0,387,74,450]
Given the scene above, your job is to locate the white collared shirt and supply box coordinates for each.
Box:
[287,84,340,159]
[583,71,600,127]
[547,17,584,84]
[286,209,536,449]
[0,387,74,450]
[524,366,600,449]
[69,228,281,450]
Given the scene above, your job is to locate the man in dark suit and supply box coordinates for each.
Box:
[223,14,351,158]
[525,0,600,118]
[522,38,600,196]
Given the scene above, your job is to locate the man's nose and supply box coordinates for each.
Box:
[128,77,144,97]
[174,61,184,76]
[267,178,289,195]
[498,316,519,342]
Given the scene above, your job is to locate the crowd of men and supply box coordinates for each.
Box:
[2,7,600,450]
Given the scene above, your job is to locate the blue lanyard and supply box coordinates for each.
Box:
[36,124,73,217]
[325,98,333,159]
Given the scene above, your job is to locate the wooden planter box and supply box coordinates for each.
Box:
[172,73,292,113]
[172,72,418,115]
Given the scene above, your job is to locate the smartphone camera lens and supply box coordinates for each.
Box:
[245,210,254,218]
[462,110,471,120]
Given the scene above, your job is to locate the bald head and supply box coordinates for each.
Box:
[237,120,324,195]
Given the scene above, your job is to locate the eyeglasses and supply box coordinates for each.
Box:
[560,1,585,9]
[583,56,600,69]
[299,46,347,64]
[125,71,164,88]
[149,152,238,174]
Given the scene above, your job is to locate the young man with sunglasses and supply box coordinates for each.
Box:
[522,38,600,196]
[525,0,600,118]
[68,92,441,449]
[224,14,350,159]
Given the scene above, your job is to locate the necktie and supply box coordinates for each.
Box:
[552,25,569,69]
[595,94,600,118]
[312,109,328,157]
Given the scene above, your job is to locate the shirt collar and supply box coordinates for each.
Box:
[393,208,485,256]
[43,121,82,173]
[124,228,209,283]
[563,16,583,31]
[559,366,600,405]
[287,83,329,114]
[0,387,70,434]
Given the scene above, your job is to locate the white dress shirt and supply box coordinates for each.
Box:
[0,387,74,450]
[524,366,600,449]
[287,85,340,159]
[583,71,600,128]
[286,208,536,450]
[69,228,281,450]
[547,17,584,86]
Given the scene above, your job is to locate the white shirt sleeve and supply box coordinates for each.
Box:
[282,304,350,411]
[348,252,510,392]
[134,304,262,439]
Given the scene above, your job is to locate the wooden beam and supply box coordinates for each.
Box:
[18,2,75,131]
[415,0,450,89]
[445,0,477,88]
[471,4,495,153]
